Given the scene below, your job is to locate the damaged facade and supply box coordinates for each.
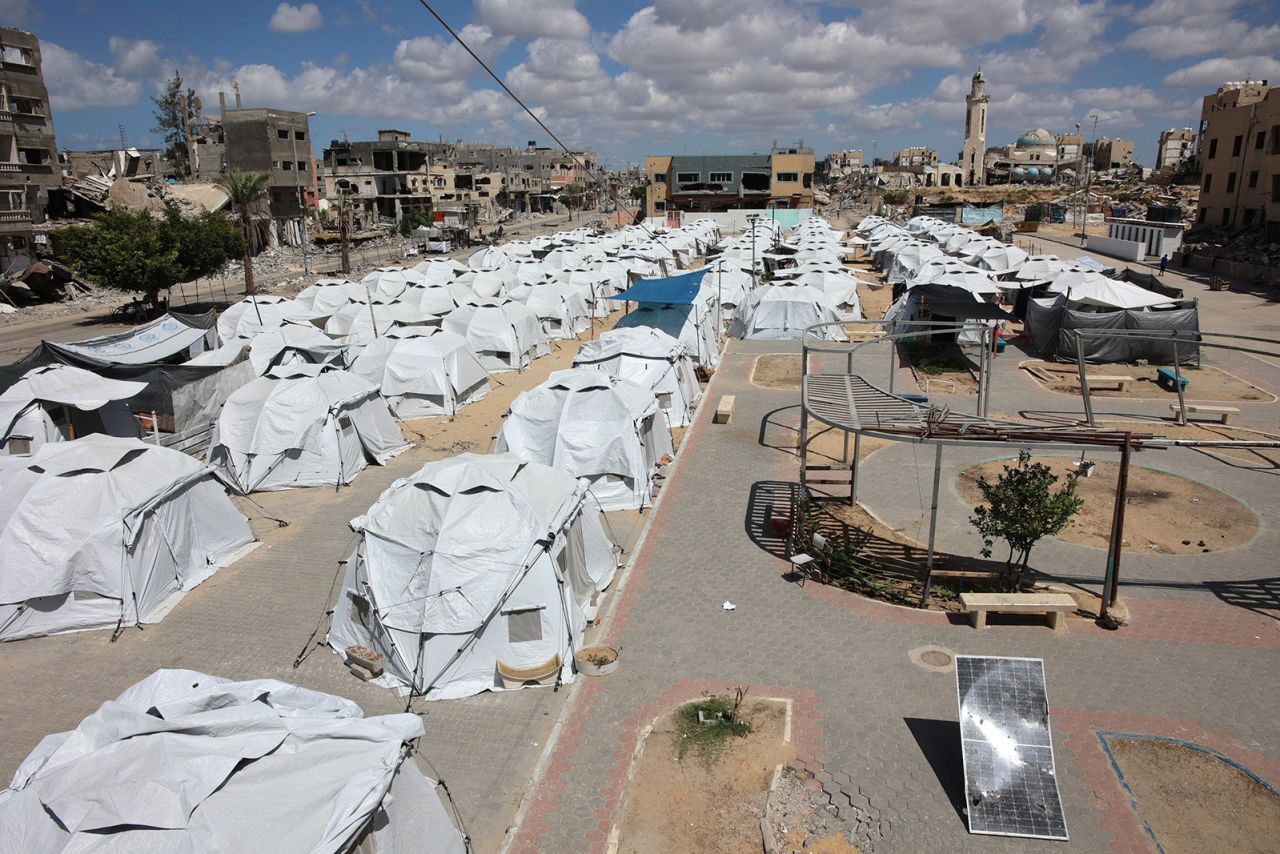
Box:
[645,143,814,216]
[1195,80,1278,235]
[0,27,58,272]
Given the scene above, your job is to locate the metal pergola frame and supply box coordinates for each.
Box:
[796,320,1280,616]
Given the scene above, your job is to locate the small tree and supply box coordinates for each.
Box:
[58,206,241,307]
[969,451,1084,590]
[398,208,433,237]
[217,171,271,296]
[152,71,198,178]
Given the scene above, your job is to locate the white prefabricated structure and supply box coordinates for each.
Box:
[0,365,145,456]
[350,329,490,419]
[0,436,256,641]
[247,323,347,376]
[0,669,465,854]
[328,453,617,700]
[441,300,549,372]
[216,295,314,341]
[521,282,591,339]
[731,284,847,340]
[573,327,701,428]
[495,368,673,510]
[208,368,409,493]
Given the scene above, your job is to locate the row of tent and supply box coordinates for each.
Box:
[859,215,1199,359]
[0,219,715,695]
[0,219,736,852]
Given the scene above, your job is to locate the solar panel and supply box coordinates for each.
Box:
[955,655,1069,841]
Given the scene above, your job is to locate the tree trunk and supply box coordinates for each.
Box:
[241,210,255,296]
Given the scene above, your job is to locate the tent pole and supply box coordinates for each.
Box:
[918,443,943,608]
[984,322,995,416]
[977,329,988,417]
[1172,339,1187,425]
[888,338,896,394]
[1076,335,1095,426]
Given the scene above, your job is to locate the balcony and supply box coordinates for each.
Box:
[0,162,17,173]
[0,209,32,224]
[0,111,11,123]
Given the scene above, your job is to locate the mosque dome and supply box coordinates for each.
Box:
[1016,128,1055,148]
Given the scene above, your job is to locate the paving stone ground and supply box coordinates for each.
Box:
[2,234,1278,854]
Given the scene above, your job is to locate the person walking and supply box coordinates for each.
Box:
[1159,254,1168,276]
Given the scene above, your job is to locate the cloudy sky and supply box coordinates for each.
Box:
[8,0,1279,168]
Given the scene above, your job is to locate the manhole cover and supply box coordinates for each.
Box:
[920,650,953,667]
[908,645,956,673]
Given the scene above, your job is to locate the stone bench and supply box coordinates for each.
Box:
[1170,403,1240,424]
[1085,374,1135,391]
[959,592,1077,631]
[714,395,736,424]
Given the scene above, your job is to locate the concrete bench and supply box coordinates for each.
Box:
[714,395,736,424]
[1170,403,1240,424]
[960,592,1077,631]
[1085,374,1135,391]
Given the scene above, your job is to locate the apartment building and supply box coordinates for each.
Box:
[1195,80,1280,235]
[824,149,864,176]
[1092,137,1135,170]
[1156,128,1196,172]
[645,144,815,216]
[892,147,939,168]
[322,130,441,224]
[0,27,58,270]
[221,108,314,222]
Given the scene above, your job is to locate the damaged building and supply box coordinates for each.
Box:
[644,143,814,216]
[0,26,58,272]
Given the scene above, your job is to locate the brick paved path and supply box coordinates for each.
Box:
[510,341,1280,853]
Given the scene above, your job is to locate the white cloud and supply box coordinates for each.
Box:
[1163,55,1280,88]
[476,0,591,40]
[393,25,508,83]
[1073,85,1166,112]
[108,36,162,78]
[40,41,142,111]
[1124,19,1280,60]
[0,0,33,23]
[855,0,1034,49]
[268,3,324,33]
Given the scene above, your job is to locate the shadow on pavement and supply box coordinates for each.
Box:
[904,717,968,824]
[1204,576,1280,621]
[745,480,797,561]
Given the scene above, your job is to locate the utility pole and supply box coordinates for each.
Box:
[289,111,318,276]
[339,195,352,275]
[1082,113,1099,245]
[1073,122,1081,237]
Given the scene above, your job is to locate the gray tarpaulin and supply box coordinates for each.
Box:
[0,669,466,854]
[1026,295,1200,363]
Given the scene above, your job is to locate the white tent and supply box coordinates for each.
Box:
[0,669,465,854]
[521,281,591,339]
[887,243,946,284]
[731,284,847,340]
[1046,273,1173,309]
[0,435,255,640]
[0,365,145,456]
[216,295,313,341]
[247,323,347,376]
[208,368,409,493]
[496,368,673,511]
[975,243,1030,274]
[350,329,490,419]
[293,278,367,319]
[328,453,618,699]
[573,327,701,428]
[614,303,721,368]
[441,299,549,372]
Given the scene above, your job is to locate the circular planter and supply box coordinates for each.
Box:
[575,645,619,677]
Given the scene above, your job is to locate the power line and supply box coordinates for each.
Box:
[411,0,659,239]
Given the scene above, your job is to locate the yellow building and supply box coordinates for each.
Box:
[644,145,814,216]
[1196,81,1280,234]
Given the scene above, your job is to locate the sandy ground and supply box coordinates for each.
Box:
[1107,737,1280,854]
[616,699,792,854]
[246,310,633,548]
[955,456,1257,555]
[1020,360,1274,402]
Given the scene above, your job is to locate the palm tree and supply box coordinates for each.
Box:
[217,171,271,296]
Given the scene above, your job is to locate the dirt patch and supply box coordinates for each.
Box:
[905,342,980,395]
[1106,736,1280,854]
[956,456,1257,554]
[615,697,793,854]
[768,764,865,853]
[753,353,804,389]
[1020,359,1274,402]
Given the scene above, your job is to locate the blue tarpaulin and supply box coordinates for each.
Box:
[608,269,707,305]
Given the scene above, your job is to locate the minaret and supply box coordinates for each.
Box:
[962,70,988,187]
